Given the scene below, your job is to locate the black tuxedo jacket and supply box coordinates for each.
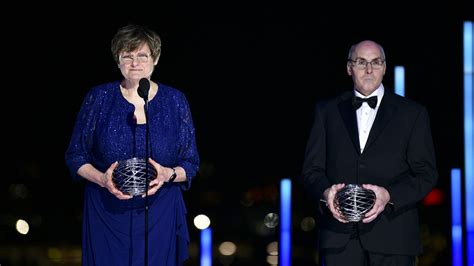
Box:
[302,90,438,255]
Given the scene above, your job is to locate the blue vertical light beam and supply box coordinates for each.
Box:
[464,20,474,266]
[394,66,405,97]
[280,179,291,266]
[201,228,212,266]
[451,168,462,266]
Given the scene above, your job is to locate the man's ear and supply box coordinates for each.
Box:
[347,64,353,76]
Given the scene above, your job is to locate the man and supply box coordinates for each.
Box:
[302,40,438,266]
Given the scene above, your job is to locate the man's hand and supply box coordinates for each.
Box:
[323,183,349,223]
[362,184,391,223]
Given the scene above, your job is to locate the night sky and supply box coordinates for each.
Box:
[1,4,472,265]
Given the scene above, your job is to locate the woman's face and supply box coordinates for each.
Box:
[118,43,158,83]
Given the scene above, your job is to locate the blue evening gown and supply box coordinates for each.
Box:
[65,81,200,265]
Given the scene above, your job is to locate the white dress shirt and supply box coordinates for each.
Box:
[354,85,385,153]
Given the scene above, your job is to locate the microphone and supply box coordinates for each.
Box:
[138,78,150,101]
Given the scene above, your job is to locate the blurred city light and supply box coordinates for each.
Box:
[300,217,316,232]
[264,212,279,228]
[194,214,211,230]
[266,241,278,255]
[15,219,29,235]
[218,241,237,256]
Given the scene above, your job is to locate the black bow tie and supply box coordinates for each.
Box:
[352,96,378,109]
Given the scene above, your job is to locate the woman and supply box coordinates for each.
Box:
[65,24,200,265]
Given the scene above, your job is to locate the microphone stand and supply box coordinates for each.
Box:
[137,78,151,266]
[144,96,149,266]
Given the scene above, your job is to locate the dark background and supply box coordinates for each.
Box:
[1,4,472,266]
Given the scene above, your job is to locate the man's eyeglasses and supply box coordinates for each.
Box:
[348,58,385,70]
[120,53,150,64]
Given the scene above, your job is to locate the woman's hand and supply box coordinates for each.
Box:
[143,158,173,197]
[102,161,133,200]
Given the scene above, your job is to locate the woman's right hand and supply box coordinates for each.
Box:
[101,162,133,200]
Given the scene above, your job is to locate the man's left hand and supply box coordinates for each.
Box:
[361,184,391,223]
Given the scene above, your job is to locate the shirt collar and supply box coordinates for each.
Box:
[354,84,385,108]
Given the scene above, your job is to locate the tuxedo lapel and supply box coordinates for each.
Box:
[364,93,398,150]
[338,96,360,154]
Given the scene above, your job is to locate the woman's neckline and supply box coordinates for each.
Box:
[119,81,160,105]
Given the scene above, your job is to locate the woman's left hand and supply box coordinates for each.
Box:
[142,158,173,197]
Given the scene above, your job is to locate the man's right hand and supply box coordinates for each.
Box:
[323,183,348,223]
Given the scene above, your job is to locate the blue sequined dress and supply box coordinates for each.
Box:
[65,81,200,265]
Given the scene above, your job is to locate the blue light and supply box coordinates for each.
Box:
[451,168,462,266]
[394,66,405,97]
[452,225,463,266]
[280,179,291,266]
[464,21,474,266]
[201,228,212,266]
